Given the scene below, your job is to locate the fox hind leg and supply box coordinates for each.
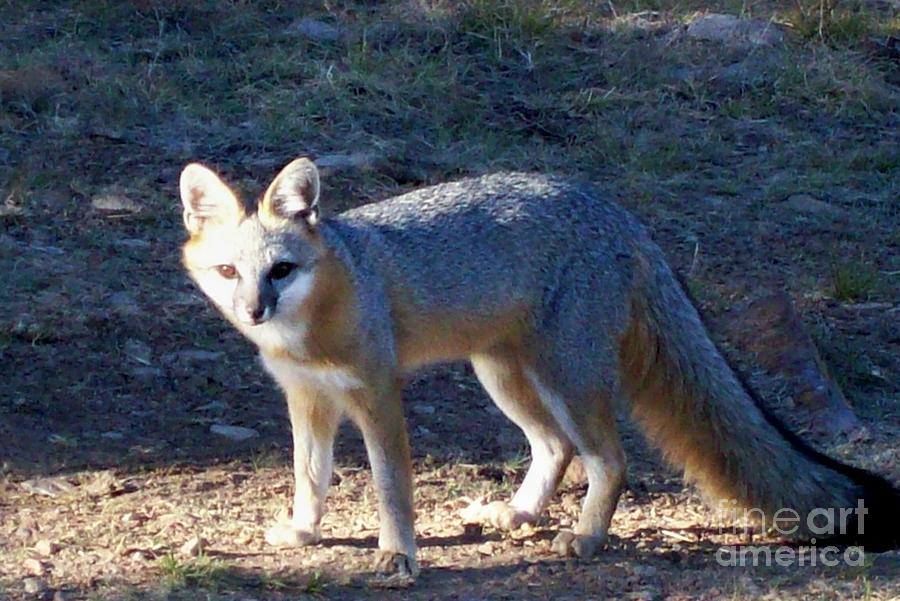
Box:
[523,367,626,558]
[465,349,575,531]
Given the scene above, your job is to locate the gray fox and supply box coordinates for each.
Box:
[179,157,899,580]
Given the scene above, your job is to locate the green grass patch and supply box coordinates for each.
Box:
[830,259,880,302]
[784,0,891,46]
[158,553,235,591]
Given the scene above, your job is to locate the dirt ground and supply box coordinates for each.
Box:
[1,1,899,599]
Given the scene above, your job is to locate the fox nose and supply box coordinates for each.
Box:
[242,304,269,325]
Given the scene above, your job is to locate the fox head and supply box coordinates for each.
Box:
[180,158,327,348]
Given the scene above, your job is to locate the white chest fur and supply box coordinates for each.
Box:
[261,354,364,396]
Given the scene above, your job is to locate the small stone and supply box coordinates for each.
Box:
[130,550,151,561]
[686,14,784,47]
[23,557,46,575]
[91,188,141,213]
[23,577,47,595]
[34,540,60,556]
[210,424,259,442]
[316,152,381,174]
[180,536,205,557]
[100,431,125,441]
[283,18,341,42]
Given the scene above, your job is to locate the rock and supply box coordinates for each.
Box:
[53,591,68,601]
[100,431,125,441]
[283,18,342,42]
[715,50,785,92]
[686,14,784,47]
[34,540,60,556]
[23,557,46,575]
[23,577,47,595]
[91,189,142,213]
[784,194,848,219]
[180,536,205,557]
[722,291,862,437]
[210,424,259,442]
[316,152,382,175]
[130,550,151,561]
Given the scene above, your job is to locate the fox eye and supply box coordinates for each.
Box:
[215,264,238,279]
[269,262,296,281]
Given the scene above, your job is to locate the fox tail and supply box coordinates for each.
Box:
[619,247,899,551]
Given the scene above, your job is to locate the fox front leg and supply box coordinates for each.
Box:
[265,387,341,547]
[346,381,419,582]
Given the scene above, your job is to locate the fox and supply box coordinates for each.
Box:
[179,157,899,581]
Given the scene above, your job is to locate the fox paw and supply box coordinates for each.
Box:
[459,499,534,531]
[370,550,419,587]
[264,519,321,547]
[550,530,607,558]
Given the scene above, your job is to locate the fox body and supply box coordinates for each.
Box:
[180,158,899,580]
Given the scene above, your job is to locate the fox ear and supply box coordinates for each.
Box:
[179,163,244,235]
[261,157,320,226]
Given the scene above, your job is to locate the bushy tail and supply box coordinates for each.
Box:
[618,248,899,551]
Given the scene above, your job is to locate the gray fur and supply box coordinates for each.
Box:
[322,173,641,378]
